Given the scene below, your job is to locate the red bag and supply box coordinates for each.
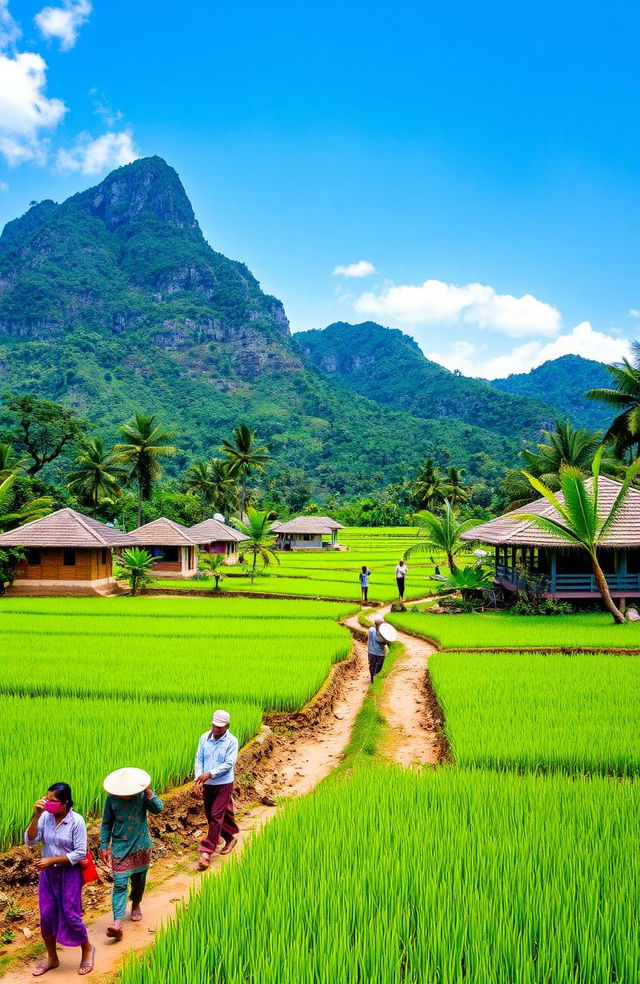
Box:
[79,851,99,884]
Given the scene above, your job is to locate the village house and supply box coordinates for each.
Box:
[0,507,133,596]
[129,517,208,578]
[461,477,640,604]
[188,517,248,556]
[271,516,344,550]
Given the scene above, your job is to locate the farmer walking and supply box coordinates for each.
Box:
[194,709,240,869]
[395,559,408,600]
[367,613,391,683]
[359,565,372,603]
[100,768,163,941]
[24,781,95,977]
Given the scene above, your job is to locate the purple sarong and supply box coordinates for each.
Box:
[39,865,88,947]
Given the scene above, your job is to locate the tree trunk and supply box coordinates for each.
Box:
[591,554,625,624]
[137,482,142,529]
[240,474,246,519]
[446,551,456,572]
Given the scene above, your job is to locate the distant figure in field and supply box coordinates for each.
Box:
[359,565,372,603]
[194,709,240,869]
[101,768,163,941]
[395,559,408,600]
[367,613,390,683]
[24,781,95,977]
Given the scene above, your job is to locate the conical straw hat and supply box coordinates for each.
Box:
[103,767,151,797]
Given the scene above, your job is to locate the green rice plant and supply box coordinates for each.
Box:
[1,694,261,851]
[387,608,640,649]
[119,766,640,984]
[430,650,640,775]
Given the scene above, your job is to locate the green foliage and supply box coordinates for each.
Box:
[436,564,494,600]
[586,341,640,456]
[404,500,477,571]
[233,507,279,577]
[1,394,85,476]
[0,547,24,594]
[115,412,176,526]
[66,437,126,508]
[116,547,158,596]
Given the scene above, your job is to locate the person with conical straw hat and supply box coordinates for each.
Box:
[100,768,163,941]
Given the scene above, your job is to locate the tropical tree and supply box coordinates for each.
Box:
[0,443,27,480]
[232,508,279,581]
[437,565,494,601]
[221,425,272,517]
[116,547,158,597]
[66,438,127,510]
[586,342,640,459]
[411,457,446,511]
[441,466,471,509]
[3,395,85,476]
[404,500,478,572]
[518,449,640,624]
[499,421,621,510]
[0,473,52,531]
[200,552,230,590]
[184,458,237,521]
[115,414,176,527]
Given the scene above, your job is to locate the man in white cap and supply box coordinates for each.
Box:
[367,613,390,683]
[194,710,239,869]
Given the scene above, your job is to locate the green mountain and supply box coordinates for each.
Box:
[487,355,613,431]
[0,156,573,499]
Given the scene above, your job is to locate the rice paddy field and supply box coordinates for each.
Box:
[0,596,355,849]
[152,526,443,602]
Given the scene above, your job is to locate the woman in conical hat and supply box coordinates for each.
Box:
[100,768,163,941]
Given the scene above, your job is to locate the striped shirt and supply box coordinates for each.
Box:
[25,809,87,865]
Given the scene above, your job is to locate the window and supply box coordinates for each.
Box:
[27,550,41,566]
[63,549,76,567]
[161,546,179,563]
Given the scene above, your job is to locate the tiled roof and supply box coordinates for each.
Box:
[188,518,249,543]
[271,515,345,534]
[461,477,640,548]
[0,508,134,548]
[129,517,206,546]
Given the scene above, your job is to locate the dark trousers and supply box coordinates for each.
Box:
[368,651,385,682]
[396,576,405,599]
[361,586,368,601]
[200,782,239,855]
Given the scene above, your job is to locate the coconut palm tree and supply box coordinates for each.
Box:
[116,547,158,596]
[221,425,272,517]
[586,342,640,460]
[518,449,640,624]
[441,466,471,509]
[115,414,176,527]
[231,508,279,581]
[500,421,621,510]
[0,443,27,480]
[184,458,238,521]
[404,500,478,572]
[66,438,127,511]
[0,473,52,531]
[411,457,446,511]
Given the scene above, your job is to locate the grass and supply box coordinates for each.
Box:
[1,694,262,852]
[386,608,640,649]
[119,766,640,984]
[430,649,640,775]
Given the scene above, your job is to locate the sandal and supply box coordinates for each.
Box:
[197,854,211,870]
[78,946,95,976]
[32,963,59,978]
[130,908,143,922]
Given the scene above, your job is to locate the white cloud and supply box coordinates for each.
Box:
[333,260,376,278]
[0,0,20,49]
[0,50,66,164]
[629,309,640,319]
[0,180,8,191]
[429,322,633,379]
[56,128,139,174]
[35,0,91,51]
[355,278,561,338]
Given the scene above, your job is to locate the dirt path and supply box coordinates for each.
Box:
[356,601,442,767]
[0,638,371,984]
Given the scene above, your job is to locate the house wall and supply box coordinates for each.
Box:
[14,548,113,586]
[277,534,324,550]
[146,545,199,578]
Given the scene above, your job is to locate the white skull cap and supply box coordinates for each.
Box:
[373,614,384,623]
[212,710,230,727]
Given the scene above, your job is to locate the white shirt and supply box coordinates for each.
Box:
[25,809,87,865]
[395,564,408,577]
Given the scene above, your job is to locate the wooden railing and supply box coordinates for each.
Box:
[495,564,640,593]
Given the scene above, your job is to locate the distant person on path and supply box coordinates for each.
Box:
[395,559,408,600]
[194,709,240,869]
[359,565,372,603]
[100,768,163,941]
[24,781,95,977]
[367,613,390,683]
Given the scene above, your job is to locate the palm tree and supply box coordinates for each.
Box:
[404,500,478,572]
[115,414,176,527]
[221,425,272,517]
[441,466,471,509]
[0,443,27,480]
[231,508,279,581]
[412,457,447,511]
[586,342,640,459]
[0,473,52,531]
[66,438,127,511]
[518,449,640,624]
[184,458,238,521]
[116,547,158,596]
[500,421,621,510]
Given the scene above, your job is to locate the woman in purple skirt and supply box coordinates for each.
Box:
[24,782,95,977]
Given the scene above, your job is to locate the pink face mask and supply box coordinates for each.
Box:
[44,801,63,815]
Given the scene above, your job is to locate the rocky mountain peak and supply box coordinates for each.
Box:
[68,156,199,233]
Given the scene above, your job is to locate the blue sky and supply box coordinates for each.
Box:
[1,0,638,376]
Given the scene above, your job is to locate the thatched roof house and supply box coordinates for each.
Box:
[189,518,249,555]
[129,517,209,579]
[0,507,133,595]
[461,477,640,600]
[271,516,344,550]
